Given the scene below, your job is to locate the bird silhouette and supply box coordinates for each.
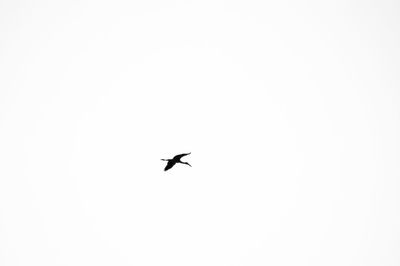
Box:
[161,152,192,171]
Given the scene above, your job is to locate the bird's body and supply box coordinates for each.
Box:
[161,153,191,171]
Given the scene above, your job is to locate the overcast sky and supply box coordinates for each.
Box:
[1,1,399,265]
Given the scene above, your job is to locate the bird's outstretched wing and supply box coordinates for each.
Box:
[164,160,176,171]
[173,152,191,160]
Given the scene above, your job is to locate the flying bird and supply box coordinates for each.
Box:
[161,152,192,171]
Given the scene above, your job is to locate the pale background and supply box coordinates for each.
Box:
[0,1,399,265]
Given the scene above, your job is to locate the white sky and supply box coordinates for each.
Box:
[1,1,399,265]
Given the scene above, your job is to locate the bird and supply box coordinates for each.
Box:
[161,152,192,171]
